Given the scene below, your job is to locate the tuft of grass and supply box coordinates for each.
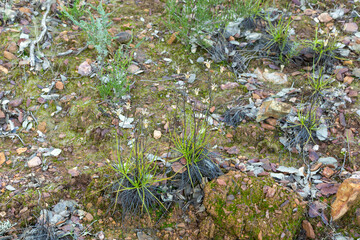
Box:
[263,15,297,64]
[237,0,266,30]
[110,136,167,218]
[165,0,266,47]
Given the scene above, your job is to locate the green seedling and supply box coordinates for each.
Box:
[61,0,85,21]
[287,104,320,149]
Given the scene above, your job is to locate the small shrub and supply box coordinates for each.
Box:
[62,1,113,64]
[0,220,16,236]
[98,47,131,100]
[60,0,85,21]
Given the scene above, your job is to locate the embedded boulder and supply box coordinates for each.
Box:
[203,171,305,239]
[331,176,360,222]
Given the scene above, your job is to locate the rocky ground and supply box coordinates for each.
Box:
[0,0,360,239]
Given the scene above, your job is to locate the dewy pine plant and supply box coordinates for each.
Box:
[307,67,333,100]
[170,115,222,187]
[263,15,297,64]
[304,27,341,71]
[169,61,222,188]
[110,135,166,218]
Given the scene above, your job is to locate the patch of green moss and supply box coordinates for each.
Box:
[204,172,305,239]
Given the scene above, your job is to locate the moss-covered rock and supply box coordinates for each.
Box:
[203,171,305,239]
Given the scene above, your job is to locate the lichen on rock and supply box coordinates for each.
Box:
[203,171,305,239]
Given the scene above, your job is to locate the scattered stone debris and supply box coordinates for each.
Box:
[19,200,92,239]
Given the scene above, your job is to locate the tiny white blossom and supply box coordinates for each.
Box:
[141,108,149,115]
[184,72,190,79]
[125,102,131,110]
[143,119,149,128]
[211,83,218,91]
[176,66,181,74]
[201,97,209,103]
[220,66,226,73]
[194,88,200,96]
[204,60,211,69]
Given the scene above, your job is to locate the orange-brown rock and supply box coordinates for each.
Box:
[302,220,315,239]
[4,51,16,60]
[331,178,360,221]
[55,81,64,90]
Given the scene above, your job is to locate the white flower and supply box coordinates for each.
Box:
[204,60,211,69]
[141,108,149,115]
[201,97,209,103]
[176,66,181,74]
[211,83,218,91]
[220,66,226,73]
[143,119,149,128]
[194,88,200,96]
[184,72,190,79]
[125,102,131,110]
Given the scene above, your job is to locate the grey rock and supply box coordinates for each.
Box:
[353,68,360,78]
[196,57,204,63]
[356,109,360,117]
[339,48,350,57]
[115,32,132,44]
[245,32,262,41]
[224,20,243,38]
[277,166,299,174]
[5,185,16,191]
[188,74,196,83]
[316,123,328,141]
[330,9,345,19]
[253,167,264,176]
[318,157,338,168]
[137,232,154,240]
[53,200,78,214]
[270,173,285,180]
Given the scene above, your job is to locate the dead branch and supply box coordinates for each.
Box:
[29,0,53,70]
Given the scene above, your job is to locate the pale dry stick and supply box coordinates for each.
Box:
[29,0,53,70]
[0,133,26,145]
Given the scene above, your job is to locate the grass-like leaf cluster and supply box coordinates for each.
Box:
[263,15,298,64]
[170,116,222,187]
[111,137,167,218]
